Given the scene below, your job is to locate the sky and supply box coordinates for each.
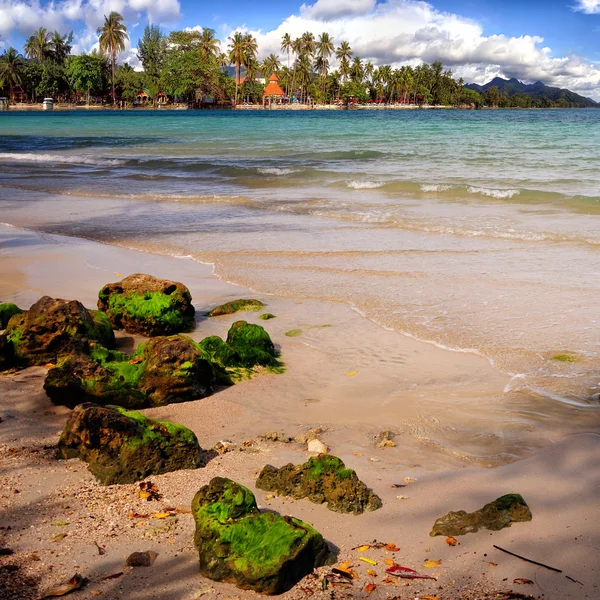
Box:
[1,0,600,99]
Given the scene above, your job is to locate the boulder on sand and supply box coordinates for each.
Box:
[45,336,215,409]
[192,477,331,594]
[98,273,195,336]
[58,402,202,485]
[256,454,382,515]
[4,296,114,366]
[0,334,14,370]
[208,299,264,317]
[430,493,532,537]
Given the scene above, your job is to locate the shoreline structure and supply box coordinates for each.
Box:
[1,223,599,599]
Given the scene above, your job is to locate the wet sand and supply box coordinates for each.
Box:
[1,225,599,599]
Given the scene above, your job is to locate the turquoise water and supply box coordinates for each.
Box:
[1,109,600,407]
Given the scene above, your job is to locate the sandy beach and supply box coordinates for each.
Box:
[1,224,599,600]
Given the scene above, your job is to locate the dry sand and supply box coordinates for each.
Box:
[1,225,599,600]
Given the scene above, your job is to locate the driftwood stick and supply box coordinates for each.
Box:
[493,545,562,573]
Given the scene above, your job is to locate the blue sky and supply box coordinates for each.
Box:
[1,0,600,97]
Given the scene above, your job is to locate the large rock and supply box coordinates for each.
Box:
[0,303,22,329]
[58,403,202,485]
[208,299,264,317]
[192,477,330,594]
[0,333,14,370]
[98,274,195,336]
[4,296,114,366]
[430,494,532,537]
[256,455,382,515]
[199,321,279,375]
[45,336,215,409]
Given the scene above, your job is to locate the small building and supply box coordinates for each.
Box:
[262,73,285,107]
[136,90,149,104]
[156,92,168,105]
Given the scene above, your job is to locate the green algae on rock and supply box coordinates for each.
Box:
[45,336,215,409]
[58,403,202,485]
[208,299,264,317]
[98,273,195,336]
[256,454,382,515]
[430,493,532,537]
[259,313,276,320]
[4,296,115,366]
[0,303,22,329]
[192,477,331,594]
[284,329,302,337]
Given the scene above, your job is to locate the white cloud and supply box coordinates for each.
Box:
[228,0,600,99]
[573,0,600,14]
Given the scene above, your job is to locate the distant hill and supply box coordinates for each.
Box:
[465,77,598,108]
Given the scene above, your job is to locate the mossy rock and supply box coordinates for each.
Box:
[430,493,532,537]
[4,296,114,366]
[209,299,264,317]
[256,454,382,515]
[0,303,22,329]
[192,477,331,594]
[98,273,195,336]
[259,313,276,321]
[45,336,216,409]
[58,403,202,485]
[199,321,280,373]
[0,333,14,371]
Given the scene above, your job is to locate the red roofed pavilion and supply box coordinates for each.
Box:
[263,73,286,106]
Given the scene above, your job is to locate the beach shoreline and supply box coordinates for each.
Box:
[1,224,599,599]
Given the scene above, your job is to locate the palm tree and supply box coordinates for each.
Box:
[97,11,129,105]
[228,32,258,105]
[0,48,25,104]
[281,33,293,69]
[350,56,364,83]
[50,31,73,65]
[24,28,52,63]
[335,41,353,83]
[261,53,280,79]
[315,32,334,104]
[200,28,220,58]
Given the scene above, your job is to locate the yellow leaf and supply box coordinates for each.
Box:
[346,371,357,377]
[355,545,371,552]
[421,596,439,600]
[365,583,376,594]
[446,536,457,546]
[384,558,396,567]
[422,559,441,568]
[152,512,171,519]
[366,569,377,577]
[339,560,352,571]
[359,557,377,565]
[349,570,359,579]
[139,491,151,499]
[116,273,123,277]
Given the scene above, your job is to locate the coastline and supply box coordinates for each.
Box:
[1,224,599,599]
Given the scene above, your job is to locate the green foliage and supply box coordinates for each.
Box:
[66,53,108,102]
[115,63,143,102]
[137,25,167,79]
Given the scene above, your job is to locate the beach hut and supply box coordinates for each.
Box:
[156,92,168,105]
[135,90,149,105]
[263,73,285,107]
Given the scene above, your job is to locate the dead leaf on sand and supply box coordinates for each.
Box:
[40,574,86,598]
[138,481,162,501]
[126,551,158,567]
[513,578,534,585]
[365,583,376,594]
[101,572,123,580]
[422,559,441,568]
[446,536,457,546]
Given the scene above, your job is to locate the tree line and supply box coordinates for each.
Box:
[0,13,587,108]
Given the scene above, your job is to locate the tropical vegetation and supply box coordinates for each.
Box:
[0,20,595,108]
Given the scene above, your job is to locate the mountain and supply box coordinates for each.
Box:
[465,77,598,107]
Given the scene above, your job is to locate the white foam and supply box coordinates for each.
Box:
[347,180,383,189]
[468,186,521,199]
[421,184,452,192]
[257,167,297,175]
[0,152,124,166]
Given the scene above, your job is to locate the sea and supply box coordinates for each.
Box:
[0,109,599,464]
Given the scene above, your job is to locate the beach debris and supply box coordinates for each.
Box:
[58,403,202,485]
[209,298,264,317]
[359,557,377,566]
[307,439,328,454]
[388,572,437,581]
[331,568,354,581]
[446,536,458,546]
[365,582,376,594]
[51,532,68,543]
[285,329,302,337]
[492,593,535,600]
[369,457,380,462]
[139,481,162,501]
[346,371,357,377]
[0,548,13,556]
[3,296,114,369]
[256,454,382,514]
[420,596,439,600]
[94,541,106,555]
[262,431,292,443]
[422,559,441,568]
[152,512,173,519]
[98,273,195,336]
[355,545,371,552]
[386,564,417,575]
[377,429,396,448]
[366,569,377,577]
[492,544,562,572]
[390,483,407,488]
[214,440,235,454]
[0,303,22,329]
[259,313,276,320]
[294,427,325,445]
[404,476,417,484]
[101,572,123,580]
[40,573,86,598]
[352,451,363,456]
[430,494,532,537]
[126,551,158,567]
[513,578,534,585]
[192,477,330,594]
[396,495,409,500]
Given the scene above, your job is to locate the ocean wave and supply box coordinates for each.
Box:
[257,167,298,175]
[0,152,124,166]
[347,180,384,189]
[420,184,452,192]
[468,186,521,199]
